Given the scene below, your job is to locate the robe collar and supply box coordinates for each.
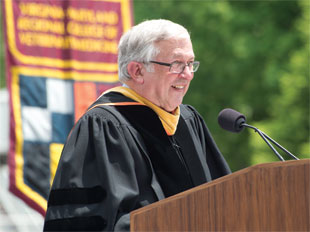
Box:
[103,86,180,136]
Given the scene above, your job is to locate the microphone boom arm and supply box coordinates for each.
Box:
[242,123,285,161]
[260,131,299,160]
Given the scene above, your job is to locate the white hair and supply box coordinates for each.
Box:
[118,19,191,82]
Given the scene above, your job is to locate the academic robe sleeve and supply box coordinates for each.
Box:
[44,108,160,231]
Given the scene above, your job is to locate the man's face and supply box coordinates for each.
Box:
[141,38,195,112]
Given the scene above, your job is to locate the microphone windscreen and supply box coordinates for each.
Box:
[218,108,246,133]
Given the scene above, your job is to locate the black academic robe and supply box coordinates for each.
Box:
[44,91,231,231]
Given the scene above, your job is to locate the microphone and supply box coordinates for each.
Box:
[218,108,246,133]
[218,108,299,161]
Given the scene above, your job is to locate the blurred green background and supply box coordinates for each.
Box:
[0,0,309,172]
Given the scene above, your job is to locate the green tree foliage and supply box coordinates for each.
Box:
[134,0,309,171]
[250,0,310,164]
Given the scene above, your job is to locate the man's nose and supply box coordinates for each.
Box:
[180,65,194,80]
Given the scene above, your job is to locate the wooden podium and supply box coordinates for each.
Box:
[130,159,310,231]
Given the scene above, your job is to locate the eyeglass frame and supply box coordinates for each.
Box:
[149,60,200,74]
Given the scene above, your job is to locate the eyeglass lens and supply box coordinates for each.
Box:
[170,61,199,73]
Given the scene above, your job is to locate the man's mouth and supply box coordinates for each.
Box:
[172,85,185,89]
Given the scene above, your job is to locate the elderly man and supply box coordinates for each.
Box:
[44,19,231,231]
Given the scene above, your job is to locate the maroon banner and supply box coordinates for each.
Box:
[3,0,133,215]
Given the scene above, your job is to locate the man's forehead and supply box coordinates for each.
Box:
[172,50,195,59]
[156,39,194,58]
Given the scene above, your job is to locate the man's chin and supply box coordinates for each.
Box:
[164,103,182,113]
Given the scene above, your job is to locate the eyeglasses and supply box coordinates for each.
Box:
[149,60,200,74]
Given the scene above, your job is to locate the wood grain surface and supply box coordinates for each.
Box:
[130,159,310,231]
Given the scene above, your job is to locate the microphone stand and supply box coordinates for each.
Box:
[260,131,299,160]
[242,123,299,161]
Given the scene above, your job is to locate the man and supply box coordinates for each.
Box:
[44,19,231,231]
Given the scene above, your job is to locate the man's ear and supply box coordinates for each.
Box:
[127,61,144,84]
